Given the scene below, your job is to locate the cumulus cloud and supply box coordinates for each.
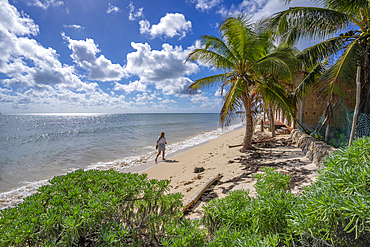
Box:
[139,13,192,39]
[128,2,144,21]
[218,0,318,20]
[63,24,84,30]
[124,42,199,95]
[191,0,222,11]
[190,93,210,104]
[107,3,121,14]
[161,99,176,104]
[0,1,133,113]
[0,2,78,89]
[22,0,64,9]
[62,33,126,81]
[114,81,147,94]
[0,1,39,36]
[134,92,156,105]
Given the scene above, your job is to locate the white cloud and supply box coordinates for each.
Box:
[190,93,209,104]
[0,0,39,36]
[62,33,126,81]
[0,1,135,113]
[214,87,226,97]
[63,24,84,30]
[191,0,222,12]
[218,0,318,21]
[107,3,121,14]
[23,0,64,9]
[139,13,192,39]
[0,3,79,89]
[134,92,156,105]
[161,99,176,104]
[128,2,144,21]
[114,81,147,94]
[124,42,199,95]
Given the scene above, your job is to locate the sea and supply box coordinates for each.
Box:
[0,113,243,210]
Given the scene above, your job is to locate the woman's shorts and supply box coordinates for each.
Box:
[158,143,165,151]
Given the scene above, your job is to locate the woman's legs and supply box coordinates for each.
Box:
[155,151,161,162]
[162,151,165,161]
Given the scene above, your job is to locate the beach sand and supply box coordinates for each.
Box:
[132,127,320,219]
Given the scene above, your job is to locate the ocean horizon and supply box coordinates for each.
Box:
[0,113,242,210]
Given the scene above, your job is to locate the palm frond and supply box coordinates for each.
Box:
[201,35,238,64]
[188,73,232,94]
[297,36,354,69]
[186,48,235,71]
[221,16,261,66]
[220,78,245,127]
[323,0,368,16]
[294,60,327,98]
[268,7,361,45]
[255,47,298,81]
[258,78,295,120]
[317,40,358,93]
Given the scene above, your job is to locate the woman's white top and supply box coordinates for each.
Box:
[157,136,166,144]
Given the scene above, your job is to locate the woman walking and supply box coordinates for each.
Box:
[155,132,167,163]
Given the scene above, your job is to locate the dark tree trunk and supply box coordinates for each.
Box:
[241,92,252,151]
[269,104,276,137]
[360,45,370,114]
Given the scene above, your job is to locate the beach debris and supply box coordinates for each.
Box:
[183,173,223,212]
[194,167,204,173]
[228,160,235,163]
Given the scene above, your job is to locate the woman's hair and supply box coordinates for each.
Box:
[160,132,165,138]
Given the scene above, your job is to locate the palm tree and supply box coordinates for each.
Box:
[186,16,297,151]
[268,0,370,140]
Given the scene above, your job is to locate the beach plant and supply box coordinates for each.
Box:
[199,167,296,246]
[186,15,298,151]
[0,169,183,246]
[289,136,370,246]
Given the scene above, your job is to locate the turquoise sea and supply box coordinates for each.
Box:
[0,113,242,209]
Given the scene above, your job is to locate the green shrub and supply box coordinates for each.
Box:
[199,167,296,246]
[289,136,370,246]
[162,218,207,247]
[0,169,183,246]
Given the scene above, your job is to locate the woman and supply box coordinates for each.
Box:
[155,132,167,163]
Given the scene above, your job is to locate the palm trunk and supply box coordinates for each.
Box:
[325,122,331,143]
[241,92,252,151]
[349,66,361,146]
[269,104,276,137]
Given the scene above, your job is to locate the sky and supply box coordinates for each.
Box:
[0,0,319,114]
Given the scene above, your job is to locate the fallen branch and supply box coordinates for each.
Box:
[182,173,223,212]
[229,138,275,148]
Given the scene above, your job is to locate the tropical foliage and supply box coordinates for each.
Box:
[164,137,370,247]
[186,16,297,150]
[0,170,183,246]
[1,137,370,246]
[268,0,370,140]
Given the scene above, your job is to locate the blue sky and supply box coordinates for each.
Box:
[0,0,318,114]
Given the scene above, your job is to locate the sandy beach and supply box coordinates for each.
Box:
[129,126,320,219]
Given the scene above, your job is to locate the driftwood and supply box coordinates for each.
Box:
[229,138,275,148]
[182,173,223,212]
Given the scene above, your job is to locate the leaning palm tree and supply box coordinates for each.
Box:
[186,16,297,151]
[268,0,370,140]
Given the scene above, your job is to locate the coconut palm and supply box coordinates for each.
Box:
[268,0,370,141]
[186,16,297,151]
